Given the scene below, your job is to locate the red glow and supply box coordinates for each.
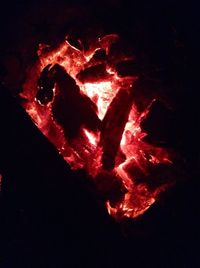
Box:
[21,34,175,220]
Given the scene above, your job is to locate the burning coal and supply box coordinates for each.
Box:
[20,34,177,220]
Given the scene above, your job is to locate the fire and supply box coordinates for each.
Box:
[80,81,114,120]
[21,34,176,220]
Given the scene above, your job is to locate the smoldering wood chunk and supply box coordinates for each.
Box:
[101,88,134,170]
[92,49,107,61]
[141,100,175,147]
[52,65,101,139]
[87,49,107,66]
[76,64,109,83]
[116,60,141,77]
[37,64,101,139]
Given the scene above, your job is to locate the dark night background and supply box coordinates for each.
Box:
[0,0,200,267]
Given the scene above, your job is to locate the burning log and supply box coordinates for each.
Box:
[76,64,110,83]
[36,64,101,139]
[100,87,134,170]
[91,48,107,61]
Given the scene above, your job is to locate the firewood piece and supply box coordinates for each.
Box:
[92,48,107,61]
[76,64,109,83]
[37,64,101,139]
[100,88,134,170]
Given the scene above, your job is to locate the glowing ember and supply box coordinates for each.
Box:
[21,34,176,220]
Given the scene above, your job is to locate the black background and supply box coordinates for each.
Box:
[0,0,200,267]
